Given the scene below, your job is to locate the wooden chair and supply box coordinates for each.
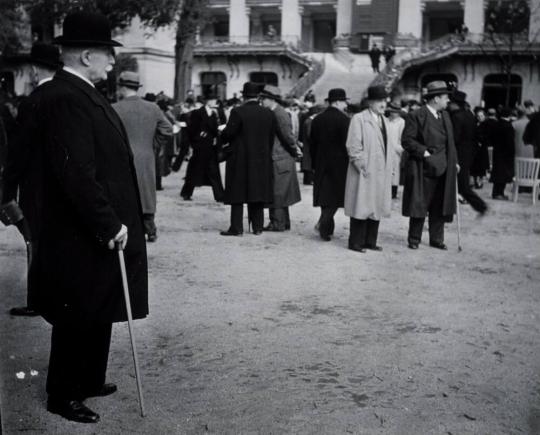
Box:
[512,158,540,205]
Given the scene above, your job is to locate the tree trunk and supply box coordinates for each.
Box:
[174,34,195,101]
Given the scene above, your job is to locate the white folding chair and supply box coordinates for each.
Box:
[512,157,540,205]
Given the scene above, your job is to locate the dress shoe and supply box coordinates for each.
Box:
[181,195,192,201]
[263,224,285,232]
[47,398,100,423]
[408,243,419,250]
[82,383,117,399]
[492,194,509,200]
[365,245,383,251]
[320,234,331,241]
[147,233,157,243]
[220,229,242,236]
[253,230,262,235]
[9,306,39,316]
[429,241,448,250]
[348,244,366,253]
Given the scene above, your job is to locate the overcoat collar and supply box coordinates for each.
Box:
[360,109,387,154]
[54,69,129,146]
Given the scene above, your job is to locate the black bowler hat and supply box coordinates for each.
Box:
[28,42,62,69]
[423,81,450,98]
[327,88,348,102]
[451,90,467,104]
[241,82,259,98]
[367,85,388,101]
[54,11,122,47]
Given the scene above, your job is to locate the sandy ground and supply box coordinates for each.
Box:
[1,166,540,435]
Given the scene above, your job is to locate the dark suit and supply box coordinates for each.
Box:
[181,106,224,201]
[450,108,487,213]
[310,106,350,238]
[402,105,458,245]
[523,111,540,158]
[23,69,148,400]
[491,119,515,197]
[220,101,275,233]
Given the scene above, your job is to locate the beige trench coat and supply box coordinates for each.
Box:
[344,109,392,220]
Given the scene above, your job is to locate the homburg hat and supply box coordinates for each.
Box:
[367,85,388,101]
[423,80,450,98]
[54,11,122,47]
[259,85,282,101]
[118,71,142,89]
[326,88,348,102]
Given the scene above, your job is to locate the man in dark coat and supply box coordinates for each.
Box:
[309,88,351,241]
[402,81,458,250]
[260,85,301,232]
[219,82,276,235]
[298,101,320,185]
[449,91,487,214]
[14,12,148,423]
[369,44,382,73]
[491,108,515,199]
[523,108,540,158]
[180,93,225,202]
[1,43,62,317]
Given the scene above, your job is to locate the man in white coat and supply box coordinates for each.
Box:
[385,102,405,199]
[344,85,392,253]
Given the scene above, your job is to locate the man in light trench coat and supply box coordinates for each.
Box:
[344,85,393,253]
[113,71,173,242]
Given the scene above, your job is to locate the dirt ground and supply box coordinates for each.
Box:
[1,167,540,435]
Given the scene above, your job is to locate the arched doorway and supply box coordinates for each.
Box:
[482,74,522,108]
[200,72,227,100]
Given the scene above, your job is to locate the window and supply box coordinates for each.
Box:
[482,74,522,108]
[200,72,227,100]
[249,72,278,91]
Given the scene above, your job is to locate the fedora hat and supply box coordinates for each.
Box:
[118,71,142,89]
[385,101,402,113]
[367,85,388,101]
[327,88,348,102]
[241,82,260,98]
[28,42,62,69]
[423,81,450,98]
[54,11,122,47]
[259,85,282,101]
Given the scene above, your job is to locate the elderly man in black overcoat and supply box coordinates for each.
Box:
[309,88,351,241]
[402,81,458,250]
[220,82,276,235]
[15,12,148,423]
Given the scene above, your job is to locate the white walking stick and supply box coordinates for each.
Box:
[455,176,462,252]
[116,243,146,417]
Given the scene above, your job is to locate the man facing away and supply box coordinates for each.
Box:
[259,85,301,232]
[219,82,276,236]
[402,81,458,250]
[19,12,149,423]
[309,88,350,241]
[113,71,173,242]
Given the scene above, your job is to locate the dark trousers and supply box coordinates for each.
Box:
[268,207,290,230]
[319,207,338,238]
[349,218,380,248]
[230,203,264,233]
[407,174,446,245]
[492,182,507,197]
[391,185,398,199]
[143,213,156,236]
[46,322,112,400]
[458,164,487,212]
[303,170,314,185]
[181,162,225,202]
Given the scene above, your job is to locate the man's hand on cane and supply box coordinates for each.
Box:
[108,224,128,250]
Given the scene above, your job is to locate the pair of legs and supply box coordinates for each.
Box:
[266,207,290,231]
[181,161,224,202]
[303,170,314,185]
[392,185,398,199]
[318,206,338,240]
[143,214,157,240]
[492,182,508,199]
[458,164,487,213]
[227,203,264,234]
[349,218,380,250]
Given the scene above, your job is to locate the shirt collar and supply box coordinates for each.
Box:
[62,66,95,88]
[37,77,53,87]
[426,104,439,118]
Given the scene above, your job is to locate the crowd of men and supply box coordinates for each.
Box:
[0,9,539,426]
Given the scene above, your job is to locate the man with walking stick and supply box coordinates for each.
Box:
[11,12,148,423]
[402,81,458,250]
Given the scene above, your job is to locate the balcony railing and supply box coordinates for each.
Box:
[196,34,310,53]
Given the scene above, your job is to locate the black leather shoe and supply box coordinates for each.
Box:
[9,306,39,316]
[181,195,192,201]
[47,398,100,423]
[429,241,448,250]
[408,243,419,250]
[253,230,262,235]
[220,229,242,236]
[320,234,331,241]
[348,244,366,253]
[147,234,157,243]
[263,224,285,232]
[365,245,383,251]
[82,383,117,399]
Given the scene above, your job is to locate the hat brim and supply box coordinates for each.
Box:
[54,36,123,47]
[259,92,281,101]
[424,89,449,98]
[118,81,143,89]
[326,97,349,102]
[22,55,62,70]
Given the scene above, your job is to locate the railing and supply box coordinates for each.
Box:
[287,54,325,98]
[196,34,309,53]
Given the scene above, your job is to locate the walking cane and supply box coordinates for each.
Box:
[116,242,146,417]
[455,176,463,252]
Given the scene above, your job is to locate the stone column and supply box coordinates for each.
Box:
[397,0,422,40]
[281,0,302,46]
[530,0,540,42]
[229,0,250,44]
[336,0,353,37]
[464,0,484,42]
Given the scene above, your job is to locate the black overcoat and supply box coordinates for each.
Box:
[450,108,477,168]
[25,70,148,326]
[490,119,515,183]
[470,119,491,177]
[310,107,350,208]
[185,106,222,187]
[220,101,275,204]
[401,106,457,220]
